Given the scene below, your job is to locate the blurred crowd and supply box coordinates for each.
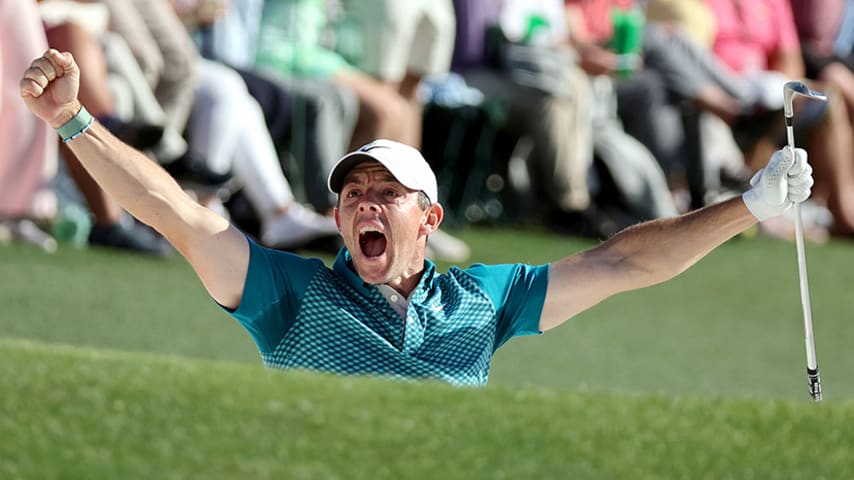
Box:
[2,0,854,258]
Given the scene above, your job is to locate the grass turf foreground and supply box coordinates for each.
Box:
[2,339,852,479]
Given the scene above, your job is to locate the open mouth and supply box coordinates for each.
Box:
[359,227,387,258]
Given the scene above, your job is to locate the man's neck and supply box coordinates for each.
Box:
[384,269,424,298]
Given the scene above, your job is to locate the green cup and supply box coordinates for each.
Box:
[52,203,92,249]
[609,7,644,77]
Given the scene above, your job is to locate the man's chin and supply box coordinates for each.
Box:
[352,254,391,284]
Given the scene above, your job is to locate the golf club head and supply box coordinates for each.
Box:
[784,81,827,118]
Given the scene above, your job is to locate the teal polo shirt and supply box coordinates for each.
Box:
[227,239,549,386]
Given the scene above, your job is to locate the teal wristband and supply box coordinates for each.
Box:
[55,105,94,143]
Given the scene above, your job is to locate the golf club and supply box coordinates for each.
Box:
[783,81,826,402]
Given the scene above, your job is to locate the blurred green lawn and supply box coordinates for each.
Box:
[2,226,852,400]
[4,339,853,480]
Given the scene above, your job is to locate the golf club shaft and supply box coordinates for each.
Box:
[785,118,822,402]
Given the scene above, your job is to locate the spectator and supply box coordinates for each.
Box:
[192,0,360,215]
[98,0,198,165]
[120,0,342,248]
[255,0,470,260]
[338,0,457,148]
[565,0,753,210]
[707,0,854,238]
[0,0,58,251]
[791,0,854,140]
[644,0,717,48]
[451,0,677,233]
[453,0,596,214]
[188,58,340,249]
[255,0,409,150]
[42,16,171,255]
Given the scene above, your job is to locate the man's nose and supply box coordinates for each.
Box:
[358,195,380,212]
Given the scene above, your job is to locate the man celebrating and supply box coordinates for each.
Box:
[20,50,813,385]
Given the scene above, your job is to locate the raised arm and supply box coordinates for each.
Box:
[539,147,813,331]
[20,49,248,309]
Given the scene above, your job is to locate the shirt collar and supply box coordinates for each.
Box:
[332,247,437,299]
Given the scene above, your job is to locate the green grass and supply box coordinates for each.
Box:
[2,227,854,478]
[3,339,853,480]
[3,227,852,400]
[491,232,854,400]
[1,241,256,362]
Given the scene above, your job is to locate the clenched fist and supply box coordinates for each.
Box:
[20,49,82,129]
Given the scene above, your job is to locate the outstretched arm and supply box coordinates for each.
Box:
[540,147,813,331]
[20,49,248,309]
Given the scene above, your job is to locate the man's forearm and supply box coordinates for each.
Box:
[604,196,757,288]
[542,146,810,331]
[62,115,207,240]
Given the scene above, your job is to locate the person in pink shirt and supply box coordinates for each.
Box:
[567,0,752,116]
[707,0,854,237]
[0,0,58,251]
[789,0,849,76]
[790,0,854,163]
[709,0,802,75]
[565,0,753,210]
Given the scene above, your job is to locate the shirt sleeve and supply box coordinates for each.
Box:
[222,238,325,354]
[463,262,550,350]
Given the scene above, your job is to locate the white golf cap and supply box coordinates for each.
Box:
[327,139,438,204]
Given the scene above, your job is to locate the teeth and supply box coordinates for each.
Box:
[359,226,382,235]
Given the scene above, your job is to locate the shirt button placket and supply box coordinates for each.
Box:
[402,315,423,354]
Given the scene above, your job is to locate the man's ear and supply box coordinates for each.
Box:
[333,207,342,232]
[421,203,444,235]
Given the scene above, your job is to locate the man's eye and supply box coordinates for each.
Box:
[384,190,399,197]
[346,190,360,198]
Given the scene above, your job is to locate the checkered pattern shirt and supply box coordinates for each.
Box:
[226,240,549,386]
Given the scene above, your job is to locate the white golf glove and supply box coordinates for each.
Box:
[742,147,813,221]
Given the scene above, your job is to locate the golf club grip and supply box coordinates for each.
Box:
[807,368,822,402]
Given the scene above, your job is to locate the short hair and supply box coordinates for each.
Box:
[416,191,431,210]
